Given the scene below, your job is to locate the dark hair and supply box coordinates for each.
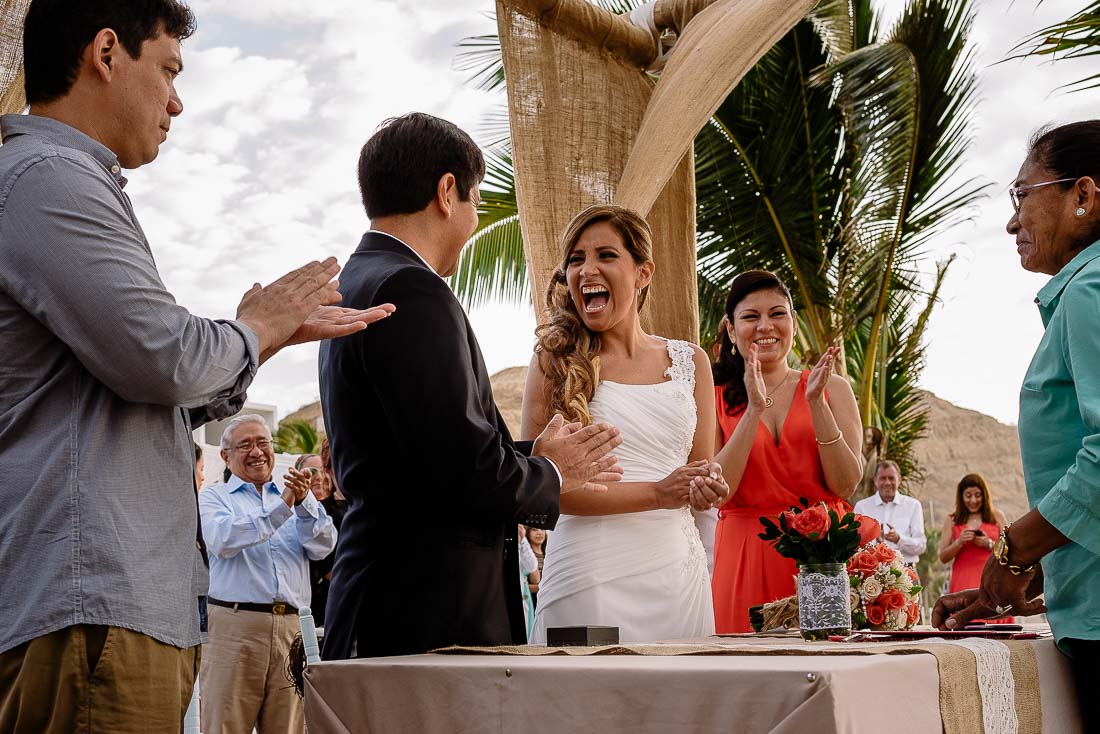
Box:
[1026,121,1100,241]
[712,270,794,414]
[24,0,196,106]
[194,444,203,462]
[357,113,485,219]
[222,466,231,482]
[951,473,996,525]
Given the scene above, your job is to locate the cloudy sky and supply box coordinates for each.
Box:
[136,0,1100,426]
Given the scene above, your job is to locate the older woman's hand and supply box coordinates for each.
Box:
[932,555,1046,630]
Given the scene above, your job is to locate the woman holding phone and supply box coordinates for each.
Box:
[939,473,1009,619]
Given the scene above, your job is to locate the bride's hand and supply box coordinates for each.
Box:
[654,461,710,510]
[744,343,768,413]
[806,345,839,402]
[688,462,730,511]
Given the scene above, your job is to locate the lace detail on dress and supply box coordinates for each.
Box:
[663,339,696,396]
[662,339,697,463]
[678,507,709,576]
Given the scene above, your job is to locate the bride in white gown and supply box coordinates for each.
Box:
[522,205,729,644]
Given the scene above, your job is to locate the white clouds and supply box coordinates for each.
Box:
[132,0,1100,424]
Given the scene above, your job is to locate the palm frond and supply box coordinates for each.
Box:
[448,214,530,308]
[454,30,506,93]
[1008,2,1100,92]
[273,419,321,455]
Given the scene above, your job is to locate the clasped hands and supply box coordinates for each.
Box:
[281,467,313,507]
[657,460,730,511]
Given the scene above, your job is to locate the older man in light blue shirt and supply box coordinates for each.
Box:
[199,414,336,733]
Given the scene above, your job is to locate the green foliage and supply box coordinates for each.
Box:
[917,522,951,608]
[272,419,321,455]
[1010,2,1100,92]
[758,498,863,565]
[451,0,989,470]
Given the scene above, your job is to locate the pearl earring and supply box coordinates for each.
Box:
[1076,207,1087,217]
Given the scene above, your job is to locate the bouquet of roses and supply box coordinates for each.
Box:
[847,542,923,630]
[758,498,873,564]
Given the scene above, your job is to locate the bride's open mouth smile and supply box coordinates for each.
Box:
[581,283,610,314]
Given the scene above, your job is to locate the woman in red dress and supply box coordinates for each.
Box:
[939,473,1011,621]
[711,271,865,633]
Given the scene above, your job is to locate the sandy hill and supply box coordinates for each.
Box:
[279,369,1029,525]
[488,369,1029,525]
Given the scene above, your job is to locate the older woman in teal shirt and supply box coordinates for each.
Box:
[933,120,1100,728]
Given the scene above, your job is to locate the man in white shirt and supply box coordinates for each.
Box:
[853,461,927,563]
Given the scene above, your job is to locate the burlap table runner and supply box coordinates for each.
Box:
[435,638,1041,733]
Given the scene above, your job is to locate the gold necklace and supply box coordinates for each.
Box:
[763,370,795,409]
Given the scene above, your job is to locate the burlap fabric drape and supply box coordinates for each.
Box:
[498,0,814,341]
[0,0,29,114]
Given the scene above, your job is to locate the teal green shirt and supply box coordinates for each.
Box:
[1019,238,1100,644]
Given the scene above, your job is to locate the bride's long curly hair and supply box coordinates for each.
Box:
[536,205,654,425]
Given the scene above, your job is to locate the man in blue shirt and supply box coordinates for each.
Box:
[199,414,337,733]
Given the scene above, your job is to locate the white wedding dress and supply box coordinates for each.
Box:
[530,339,716,644]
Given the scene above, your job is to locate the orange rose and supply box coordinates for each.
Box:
[873,542,897,564]
[790,504,832,539]
[880,590,908,611]
[906,567,920,583]
[850,551,879,576]
[906,602,921,626]
[854,514,881,548]
[865,603,886,626]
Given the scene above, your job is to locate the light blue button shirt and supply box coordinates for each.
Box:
[1019,238,1100,645]
[199,474,338,610]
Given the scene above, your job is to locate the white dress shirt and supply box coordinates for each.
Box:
[200,474,338,609]
[852,491,927,563]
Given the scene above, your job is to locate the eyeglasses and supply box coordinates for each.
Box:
[1008,177,1077,213]
[232,439,272,453]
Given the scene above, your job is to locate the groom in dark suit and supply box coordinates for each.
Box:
[319,113,623,659]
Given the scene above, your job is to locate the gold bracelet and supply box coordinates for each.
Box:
[815,432,844,446]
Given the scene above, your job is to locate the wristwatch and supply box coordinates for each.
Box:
[992,524,1039,575]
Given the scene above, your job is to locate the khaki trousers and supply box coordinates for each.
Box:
[0,625,199,734]
[200,604,303,734]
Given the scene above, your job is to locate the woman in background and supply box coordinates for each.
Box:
[939,474,1010,620]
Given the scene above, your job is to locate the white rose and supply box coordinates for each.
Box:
[850,588,861,611]
[893,577,912,594]
[890,557,905,572]
[861,577,884,600]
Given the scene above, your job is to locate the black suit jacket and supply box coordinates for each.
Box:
[318,231,560,659]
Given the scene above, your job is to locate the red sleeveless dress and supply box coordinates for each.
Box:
[948,521,1013,623]
[711,371,850,633]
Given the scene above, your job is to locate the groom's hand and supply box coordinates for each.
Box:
[533,414,623,494]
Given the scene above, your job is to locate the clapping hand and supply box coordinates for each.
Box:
[806,345,840,402]
[688,462,730,511]
[282,468,312,507]
[237,257,396,357]
[744,343,768,412]
[533,415,624,493]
